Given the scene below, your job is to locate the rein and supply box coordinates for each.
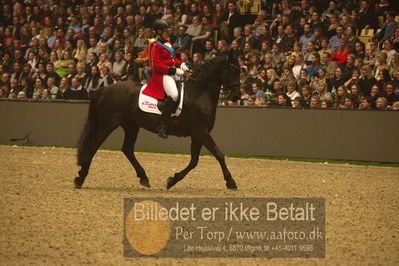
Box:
[185,64,241,91]
[186,75,220,90]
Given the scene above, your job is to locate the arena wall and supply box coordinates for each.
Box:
[0,101,398,163]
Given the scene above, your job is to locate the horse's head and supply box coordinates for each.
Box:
[190,51,241,101]
[220,49,241,101]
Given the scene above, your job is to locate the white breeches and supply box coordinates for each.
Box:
[163,75,178,101]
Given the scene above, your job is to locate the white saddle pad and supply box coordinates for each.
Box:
[138,84,184,117]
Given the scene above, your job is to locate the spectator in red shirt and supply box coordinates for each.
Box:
[330,39,351,65]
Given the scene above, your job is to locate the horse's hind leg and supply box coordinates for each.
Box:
[193,131,237,190]
[75,124,117,189]
[122,124,150,188]
[167,138,202,189]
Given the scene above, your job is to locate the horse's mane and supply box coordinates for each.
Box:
[190,55,228,84]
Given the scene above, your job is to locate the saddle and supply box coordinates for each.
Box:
[138,81,184,116]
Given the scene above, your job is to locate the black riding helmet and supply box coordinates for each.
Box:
[153,19,172,32]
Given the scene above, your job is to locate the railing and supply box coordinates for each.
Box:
[1,98,396,111]
[0,98,89,104]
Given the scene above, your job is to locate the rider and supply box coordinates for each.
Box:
[143,19,189,138]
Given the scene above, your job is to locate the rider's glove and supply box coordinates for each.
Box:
[180,63,189,72]
[175,68,184,76]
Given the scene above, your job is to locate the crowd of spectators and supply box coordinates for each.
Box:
[1,0,399,110]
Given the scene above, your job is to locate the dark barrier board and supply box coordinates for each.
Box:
[0,101,398,163]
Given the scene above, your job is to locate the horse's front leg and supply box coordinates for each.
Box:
[192,130,237,190]
[167,137,202,189]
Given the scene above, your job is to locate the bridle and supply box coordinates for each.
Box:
[224,63,241,99]
[225,63,241,87]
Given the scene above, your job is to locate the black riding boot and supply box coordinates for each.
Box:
[157,96,175,138]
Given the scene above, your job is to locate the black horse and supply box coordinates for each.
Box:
[74,51,241,190]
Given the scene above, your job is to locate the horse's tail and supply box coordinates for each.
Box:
[77,88,105,166]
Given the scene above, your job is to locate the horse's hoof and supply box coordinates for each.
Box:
[74,177,83,189]
[166,177,175,190]
[226,181,238,190]
[139,178,151,188]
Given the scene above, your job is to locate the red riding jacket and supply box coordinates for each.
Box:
[142,40,182,99]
